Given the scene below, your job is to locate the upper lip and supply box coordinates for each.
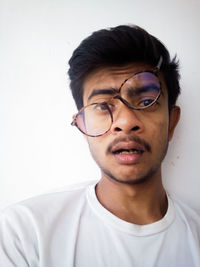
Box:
[111,142,145,153]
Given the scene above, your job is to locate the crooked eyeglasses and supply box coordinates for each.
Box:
[71,57,163,137]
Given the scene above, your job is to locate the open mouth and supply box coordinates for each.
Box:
[114,149,144,155]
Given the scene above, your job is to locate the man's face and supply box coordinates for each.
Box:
[82,63,180,184]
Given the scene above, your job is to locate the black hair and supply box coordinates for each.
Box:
[68,24,180,110]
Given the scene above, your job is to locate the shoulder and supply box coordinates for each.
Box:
[0,180,97,225]
[0,180,98,264]
[170,194,200,232]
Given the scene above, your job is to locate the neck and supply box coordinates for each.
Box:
[96,171,167,225]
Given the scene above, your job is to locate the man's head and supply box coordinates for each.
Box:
[68,24,180,111]
[68,25,181,185]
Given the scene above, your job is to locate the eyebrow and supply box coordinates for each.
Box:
[87,84,162,103]
[87,88,119,101]
[126,84,160,96]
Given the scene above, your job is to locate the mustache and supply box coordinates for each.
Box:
[107,135,152,154]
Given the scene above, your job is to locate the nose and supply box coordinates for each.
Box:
[110,104,144,135]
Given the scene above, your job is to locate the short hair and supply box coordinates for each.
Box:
[68,25,180,110]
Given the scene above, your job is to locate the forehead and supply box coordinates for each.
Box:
[83,63,162,104]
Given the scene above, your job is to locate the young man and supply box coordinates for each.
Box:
[0,25,199,266]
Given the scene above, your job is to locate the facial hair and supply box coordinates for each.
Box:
[89,134,169,185]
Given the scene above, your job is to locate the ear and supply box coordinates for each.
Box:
[168,106,181,141]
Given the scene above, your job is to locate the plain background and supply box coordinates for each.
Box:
[0,0,200,211]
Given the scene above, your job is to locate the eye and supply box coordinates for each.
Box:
[136,90,160,109]
[91,103,111,115]
[141,98,155,107]
[94,101,116,111]
[139,98,159,112]
[94,102,109,110]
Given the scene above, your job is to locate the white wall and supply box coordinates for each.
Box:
[0,0,200,211]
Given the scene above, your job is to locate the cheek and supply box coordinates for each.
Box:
[148,116,169,147]
[87,137,106,158]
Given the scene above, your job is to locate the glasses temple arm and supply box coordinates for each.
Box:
[155,56,163,71]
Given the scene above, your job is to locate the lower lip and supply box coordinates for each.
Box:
[113,152,143,165]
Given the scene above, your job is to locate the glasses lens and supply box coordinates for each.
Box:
[75,103,112,136]
[121,72,160,109]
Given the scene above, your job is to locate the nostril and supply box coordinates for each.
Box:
[114,127,122,132]
[132,126,140,131]
[113,125,140,133]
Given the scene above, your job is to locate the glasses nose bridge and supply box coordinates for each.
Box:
[113,95,136,111]
[110,96,141,127]
[113,78,140,110]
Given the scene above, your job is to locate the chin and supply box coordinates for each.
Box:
[102,166,160,185]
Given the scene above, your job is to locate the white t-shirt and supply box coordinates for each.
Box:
[0,180,200,267]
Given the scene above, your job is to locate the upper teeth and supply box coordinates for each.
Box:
[118,149,139,154]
